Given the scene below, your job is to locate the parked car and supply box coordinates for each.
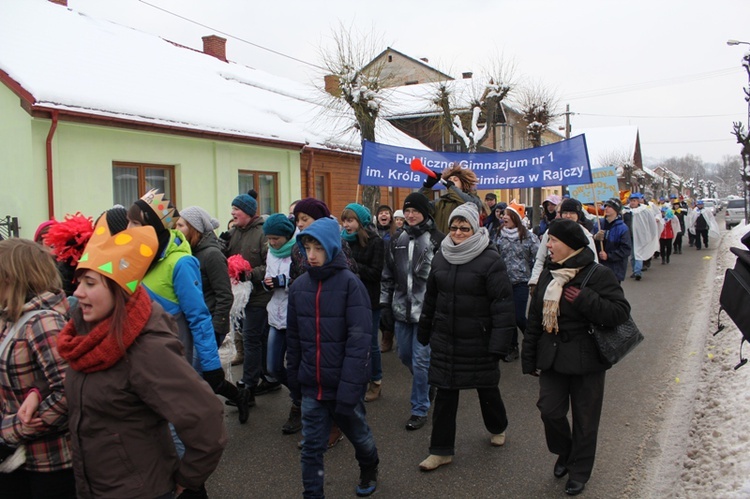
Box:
[725,199,746,229]
[702,199,717,215]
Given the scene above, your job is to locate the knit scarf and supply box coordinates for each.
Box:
[441,227,490,265]
[57,286,152,373]
[501,227,519,241]
[340,229,358,243]
[269,238,295,258]
[542,248,584,334]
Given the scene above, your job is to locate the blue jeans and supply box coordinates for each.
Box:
[370,309,382,382]
[300,396,379,499]
[242,305,268,387]
[394,321,431,417]
[511,283,529,348]
[267,326,287,384]
[630,252,643,276]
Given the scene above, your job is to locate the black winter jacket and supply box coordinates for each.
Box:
[345,227,384,309]
[522,248,630,375]
[380,218,445,323]
[192,232,233,343]
[417,243,516,389]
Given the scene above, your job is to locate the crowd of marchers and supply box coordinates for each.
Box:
[0,162,718,498]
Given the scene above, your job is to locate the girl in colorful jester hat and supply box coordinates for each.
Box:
[341,203,385,403]
[127,190,250,425]
[22,217,227,498]
[0,239,75,498]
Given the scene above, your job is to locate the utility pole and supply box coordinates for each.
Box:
[560,104,573,196]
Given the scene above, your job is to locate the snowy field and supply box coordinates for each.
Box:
[661,222,750,497]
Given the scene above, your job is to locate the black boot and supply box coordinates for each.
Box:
[282,405,302,434]
[235,383,250,424]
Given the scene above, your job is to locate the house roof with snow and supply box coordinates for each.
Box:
[0,1,428,153]
[575,126,642,169]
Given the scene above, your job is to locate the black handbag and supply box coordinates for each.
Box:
[580,264,644,365]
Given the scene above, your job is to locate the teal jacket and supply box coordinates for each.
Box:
[142,230,221,372]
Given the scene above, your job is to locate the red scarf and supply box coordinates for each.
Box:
[58,286,152,373]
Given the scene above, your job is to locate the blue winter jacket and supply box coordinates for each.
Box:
[142,230,221,372]
[287,219,373,415]
[598,216,632,282]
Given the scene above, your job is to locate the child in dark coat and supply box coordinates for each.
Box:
[286,217,379,498]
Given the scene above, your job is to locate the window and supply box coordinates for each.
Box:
[314,173,331,208]
[238,170,278,215]
[113,162,175,207]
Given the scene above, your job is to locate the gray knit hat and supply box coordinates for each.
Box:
[180,206,220,234]
[448,203,480,232]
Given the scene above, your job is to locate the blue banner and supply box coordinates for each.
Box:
[567,166,620,204]
[358,135,592,189]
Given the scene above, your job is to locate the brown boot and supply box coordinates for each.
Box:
[231,332,244,366]
[328,424,344,448]
[380,330,394,352]
[364,381,382,402]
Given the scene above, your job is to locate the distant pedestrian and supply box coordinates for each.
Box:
[593,198,631,283]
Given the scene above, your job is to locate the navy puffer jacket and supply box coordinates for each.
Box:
[287,242,372,414]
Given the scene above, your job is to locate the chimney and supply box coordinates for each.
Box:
[49,0,68,5]
[462,71,473,79]
[202,35,227,62]
[324,74,341,97]
[420,57,429,63]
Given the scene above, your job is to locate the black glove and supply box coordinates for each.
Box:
[271,274,288,289]
[440,177,454,189]
[218,231,231,243]
[422,175,439,189]
[202,368,227,393]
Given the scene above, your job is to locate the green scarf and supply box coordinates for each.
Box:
[269,238,295,258]
[341,229,357,243]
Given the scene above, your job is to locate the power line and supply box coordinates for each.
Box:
[577,112,740,119]
[644,138,737,145]
[136,0,325,70]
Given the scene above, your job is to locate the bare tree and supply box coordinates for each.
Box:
[518,82,560,227]
[319,24,387,214]
[432,60,515,153]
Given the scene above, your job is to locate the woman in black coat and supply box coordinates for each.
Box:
[416,204,516,472]
[522,219,630,496]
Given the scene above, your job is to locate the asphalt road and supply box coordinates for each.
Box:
[206,220,726,498]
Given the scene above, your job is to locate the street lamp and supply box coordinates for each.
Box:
[727,38,750,225]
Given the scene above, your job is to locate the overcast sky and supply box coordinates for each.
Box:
[70,0,750,165]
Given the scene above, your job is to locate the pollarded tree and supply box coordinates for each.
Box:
[518,82,560,227]
[432,64,514,152]
[319,25,387,214]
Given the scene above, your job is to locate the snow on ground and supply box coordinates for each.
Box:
[670,222,750,497]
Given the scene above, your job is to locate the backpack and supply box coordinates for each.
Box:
[716,231,750,369]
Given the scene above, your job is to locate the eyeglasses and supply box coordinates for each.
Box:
[449,226,472,233]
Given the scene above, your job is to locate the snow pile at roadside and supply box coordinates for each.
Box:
[675,223,750,497]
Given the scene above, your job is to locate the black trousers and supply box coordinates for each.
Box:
[659,238,672,261]
[537,370,606,483]
[695,229,709,249]
[429,386,508,456]
[673,232,683,253]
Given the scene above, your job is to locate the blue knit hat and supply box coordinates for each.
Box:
[232,194,257,217]
[263,213,295,238]
[344,203,372,226]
